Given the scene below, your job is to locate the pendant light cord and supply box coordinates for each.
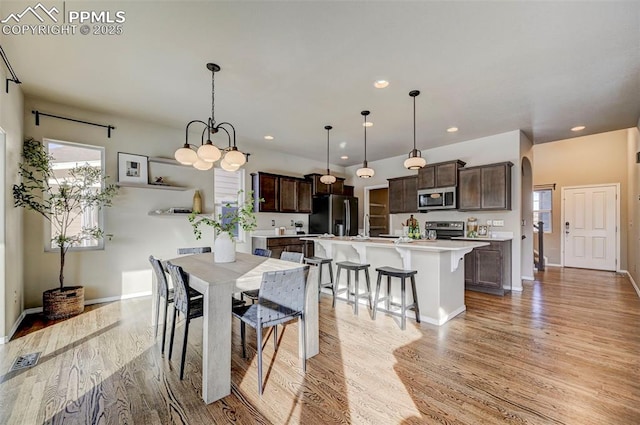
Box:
[413,94,416,150]
[364,116,367,162]
[211,68,216,126]
[326,127,330,173]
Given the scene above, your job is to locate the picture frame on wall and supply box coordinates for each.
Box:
[117,152,148,184]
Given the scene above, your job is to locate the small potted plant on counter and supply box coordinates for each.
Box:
[188,190,260,263]
[12,138,119,320]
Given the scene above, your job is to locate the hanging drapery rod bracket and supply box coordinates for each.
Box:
[0,45,21,94]
[32,110,116,138]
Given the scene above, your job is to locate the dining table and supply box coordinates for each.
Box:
[161,252,319,403]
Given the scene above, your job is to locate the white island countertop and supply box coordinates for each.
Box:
[451,236,513,242]
[303,236,489,326]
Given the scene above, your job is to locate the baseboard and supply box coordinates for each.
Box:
[521,275,534,281]
[0,291,152,344]
[546,263,562,267]
[626,271,640,298]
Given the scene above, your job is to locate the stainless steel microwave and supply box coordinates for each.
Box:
[417,187,457,211]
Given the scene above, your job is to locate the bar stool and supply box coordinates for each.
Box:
[304,256,335,304]
[372,266,421,330]
[335,261,372,315]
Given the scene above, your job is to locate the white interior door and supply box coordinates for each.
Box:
[563,185,617,271]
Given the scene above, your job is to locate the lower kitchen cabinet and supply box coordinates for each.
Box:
[464,239,512,295]
[252,236,314,259]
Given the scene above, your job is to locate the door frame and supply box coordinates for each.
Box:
[363,183,389,234]
[560,183,620,271]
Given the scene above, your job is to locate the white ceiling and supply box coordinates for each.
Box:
[2,1,639,166]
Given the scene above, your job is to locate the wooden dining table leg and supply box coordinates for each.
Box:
[301,266,319,359]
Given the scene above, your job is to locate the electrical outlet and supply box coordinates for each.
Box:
[493,219,504,227]
[271,219,275,226]
[486,219,492,226]
[291,219,294,226]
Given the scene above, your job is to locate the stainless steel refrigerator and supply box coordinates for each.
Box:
[309,195,359,236]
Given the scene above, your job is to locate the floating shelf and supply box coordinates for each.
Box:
[148,157,191,167]
[116,182,188,191]
[148,211,210,217]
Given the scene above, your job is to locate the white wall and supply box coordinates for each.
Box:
[627,127,640,289]
[0,67,24,340]
[22,96,343,308]
[346,130,525,291]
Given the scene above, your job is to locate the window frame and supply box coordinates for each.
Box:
[533,188,553,234]
[213,167,246,243]
[43,138,107,252]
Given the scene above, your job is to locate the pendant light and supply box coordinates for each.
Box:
[320,125,336,185]
[174,63,248,170]
[356,110,375,178]
[404,90,427,170]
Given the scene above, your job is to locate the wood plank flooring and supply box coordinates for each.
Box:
[1,267,639,424]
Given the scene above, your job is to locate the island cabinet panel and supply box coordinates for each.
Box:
[417,160,466,189]
[464,239,512,295]
[458,161,513,211]
[252,172,279,212]
[388,175,418,214]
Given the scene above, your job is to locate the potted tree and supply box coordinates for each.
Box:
[188,190,259,263]
[13,138,119,319]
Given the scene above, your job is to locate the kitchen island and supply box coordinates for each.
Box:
[302,236,489,325]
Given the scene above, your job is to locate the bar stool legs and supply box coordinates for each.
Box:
[335,261,372,316]
[373,267,420,330]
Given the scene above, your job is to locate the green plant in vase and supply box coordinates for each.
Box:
[12,138,119,319]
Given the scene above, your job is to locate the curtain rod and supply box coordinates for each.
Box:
[32,110,115,138]
[0,45,21,93]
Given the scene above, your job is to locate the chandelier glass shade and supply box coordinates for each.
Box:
[174,63,247,170]
[356,110,375,178]
[320,125,336,184]
[404,90,426,170]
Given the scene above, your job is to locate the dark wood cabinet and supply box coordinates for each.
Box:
[252,172,279,212]
[252,236,314,259]
[464,239,512,295]
[343,185,354,197]
[252,173,312,213]
[388,175,418,214]
[458,162,513,211]
[417,160,466,189]
[304,173,346,196]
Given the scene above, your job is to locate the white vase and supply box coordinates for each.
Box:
[214,232,236,263]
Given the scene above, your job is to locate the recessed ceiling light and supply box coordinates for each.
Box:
[374,80,389,89]
[341,155,349,160]
[264,135,274,140]
[363,122,373,127]
[339,141,347,149]
[571,126,585,132]
[447,127,458,133]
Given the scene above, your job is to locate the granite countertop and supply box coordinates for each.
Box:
[451,236,513,242]
[251,233,320,239]
[302,236,490,252]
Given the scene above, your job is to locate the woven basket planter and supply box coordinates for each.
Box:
[43,286,85,320]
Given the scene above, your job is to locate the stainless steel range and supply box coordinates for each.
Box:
[424,221,465,239]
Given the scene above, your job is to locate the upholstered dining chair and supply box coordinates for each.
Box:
[148,255,202,355]
[165,262,205,380]
[253,248,272,257]
[279,251,304,264]
[232,266,310,394]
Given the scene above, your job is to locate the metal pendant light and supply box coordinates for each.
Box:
[320,125,337,184]
[356,110,375,178]
[404,90,427,170]
[174,63,247,171]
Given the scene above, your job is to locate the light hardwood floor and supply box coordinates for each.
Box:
[1,267,639,424]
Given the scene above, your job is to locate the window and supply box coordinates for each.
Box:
[44,139,106,251]
[214,167,245,240]
[533,188,552,233]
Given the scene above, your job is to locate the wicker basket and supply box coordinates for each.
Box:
[43,286,85,320]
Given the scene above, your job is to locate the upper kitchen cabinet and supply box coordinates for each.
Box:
[458,162,513,211]
[417,159,466,189]
[304,173,346,195]
[279,177,312,213]
[388,175,418,214]
[252,172,280,212]
[252,172,312,213]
